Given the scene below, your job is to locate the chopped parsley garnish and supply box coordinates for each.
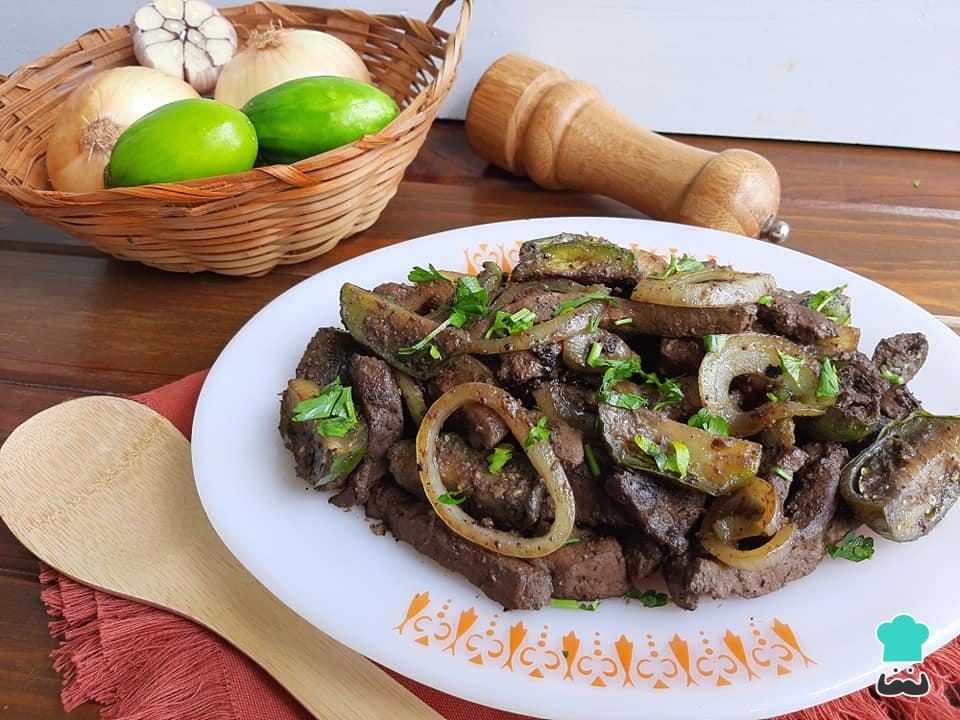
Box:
[757,295,773,306]
[634,436,690,479]
[881,366,905,385]
[525,416,551,447]
[398,276,489,357]
[550,598,600,611]
[291,377,358,437]
[773,466,793,482]
[613,317,633,326]
[650,253,705,280]
[826,531,875,562]
[687,408,730,436]
[766,391,781,403]
[486,443,513,474]
[587,343,684,411]
[588,314,602,333]
[437,489,467,505]
[564,537,581,546]
[553,291,619,317]
[484,307,537,339]
[704,334,727,352]
[407,263,449,284]
[807,284,850,325]
[816,357,840,399]
[625,588,668,607]
[584,443,601,477]
[778,350,805,387]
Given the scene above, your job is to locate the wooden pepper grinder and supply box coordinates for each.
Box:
[466,54,790,243]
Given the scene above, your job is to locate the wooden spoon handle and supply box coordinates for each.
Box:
[466,54,786,241]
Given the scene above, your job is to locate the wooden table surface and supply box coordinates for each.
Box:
[1,121,958,718]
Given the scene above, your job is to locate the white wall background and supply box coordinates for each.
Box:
[3,1,959,150]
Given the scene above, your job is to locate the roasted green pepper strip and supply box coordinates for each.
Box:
[598,403,761,495]
[510,233,639,288]
[840,412,960,542]
[340,283,468,379]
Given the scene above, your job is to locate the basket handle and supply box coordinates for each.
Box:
[426,0,465,27]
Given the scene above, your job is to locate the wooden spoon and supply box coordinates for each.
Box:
[0,396,442,720]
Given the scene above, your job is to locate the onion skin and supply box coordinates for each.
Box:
[700,523,796,570]
[416,382,575,558]
[467,302,604,355]
[631,269,776,308]
[699,333,831,437]
[702,477,781,542]
[214,28,371,109]
[46,67,199,193]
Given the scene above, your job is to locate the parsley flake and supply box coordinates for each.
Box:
[757,295,773,306]
[407,264,450,284]
[625,588,669,607]
[816,357,840,399]
[291,377,359,438]
[484,307,537,339]
[773,466,793,482]
[553,291,619,317]
[486,443,513,474]
[704,334,727,352]
[881,366,905,385]
[650,253,705,280]
[807,284,850,325]
[634,436,690,479]
[584,442,601,477]
[551,598,600,611]
[564,537,581,546]
[826,531,875,562]
[587,344,683,410]
[778,350,805,387]
[613,317,633,326]
[525,417,551,447]
[687,408,730,436]
[398,276,489,357]
[437,489,467,505]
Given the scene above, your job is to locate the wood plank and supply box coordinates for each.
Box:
[0,574,100,720]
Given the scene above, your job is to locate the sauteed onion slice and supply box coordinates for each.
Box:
[632,269,775,308]
[416,382,575,558]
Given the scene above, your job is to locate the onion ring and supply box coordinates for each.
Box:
[416,382,575,558]
[702,477,782,542]
[699,333,831,436]
[700,523,796,570]
[467,302,604,355]
[631,269,775,308]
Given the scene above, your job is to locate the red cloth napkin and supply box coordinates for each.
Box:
[39,372,960,720]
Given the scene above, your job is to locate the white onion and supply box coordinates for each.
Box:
[701,523,796,570]
[46,67,199,193]
[631,269,776,307]
[214,27,371,109]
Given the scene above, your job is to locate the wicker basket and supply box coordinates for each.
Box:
[0,0,471,276]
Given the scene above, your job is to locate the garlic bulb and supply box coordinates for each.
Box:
[131,0,238,95]
[214,27,371,109]
[46,67,199,193]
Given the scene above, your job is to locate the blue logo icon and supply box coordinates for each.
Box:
[874,614,931,698]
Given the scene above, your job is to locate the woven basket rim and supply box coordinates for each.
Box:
[0,0,472,202]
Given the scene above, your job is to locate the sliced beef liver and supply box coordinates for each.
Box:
[373,279,453,314]
[428,360,508,450]
[566,463,633,529]
[295,327,360,386]
[659,338,705,376]
[759,445,809,506]
[605,469,706,554]
[605,299,756,338]
[872,332,928,383]
[531,537,629,600]
[880,384,922,420]
[386,436,547,533]
[757,292,839,343]
[366,483,552,610]
[786,442,849,539]
[620,534,665,586]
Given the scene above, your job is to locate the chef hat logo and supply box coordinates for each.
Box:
[876,615,929,662]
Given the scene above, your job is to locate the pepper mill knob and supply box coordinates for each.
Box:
[466,54,789,243]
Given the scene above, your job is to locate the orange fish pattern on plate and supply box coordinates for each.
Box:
[463,240,718,275]
[395,593,814,689]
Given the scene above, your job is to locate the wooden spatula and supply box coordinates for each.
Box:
[0,396,442,720]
